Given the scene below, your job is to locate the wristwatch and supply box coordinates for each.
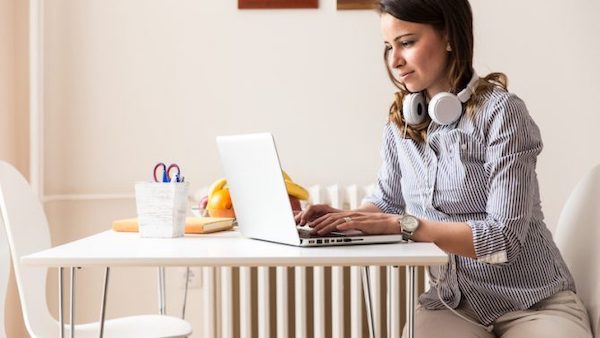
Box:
[397,214,420,241]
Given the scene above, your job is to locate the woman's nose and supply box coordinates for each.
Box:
[389,49,405,69]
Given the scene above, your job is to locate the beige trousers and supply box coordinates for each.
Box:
[402,291,592,338]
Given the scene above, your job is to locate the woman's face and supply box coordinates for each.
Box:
[381,13,450,98]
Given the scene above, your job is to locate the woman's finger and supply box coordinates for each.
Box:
[311,212,353,234]
[316,217,347,235]
[336,220,355,231]
[296,204,325,225]
[294,210,304,224]
[311,214,340,233]
[297,205,318,225]
[309,212,339,231]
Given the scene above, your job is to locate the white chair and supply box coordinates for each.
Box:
[1,215,9,338]
[554,164,600,337]
[0,161,193,338]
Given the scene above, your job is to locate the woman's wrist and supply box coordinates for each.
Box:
[390,215,402,234]
[411,218,435,242]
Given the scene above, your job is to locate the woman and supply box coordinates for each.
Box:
[295,0,592,337]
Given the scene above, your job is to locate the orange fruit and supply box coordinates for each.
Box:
[208,188,232,210]
[207,188,235,218]
[208,208,235,218]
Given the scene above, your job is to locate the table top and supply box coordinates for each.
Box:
[22,230,448,268]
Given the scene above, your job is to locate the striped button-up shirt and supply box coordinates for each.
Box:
[364,86,575,325]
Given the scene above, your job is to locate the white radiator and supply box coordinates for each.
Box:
[200,185,426,338]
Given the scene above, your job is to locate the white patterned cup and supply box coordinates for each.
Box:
[135,181,189,238]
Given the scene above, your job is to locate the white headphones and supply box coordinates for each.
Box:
[402,71,479,126]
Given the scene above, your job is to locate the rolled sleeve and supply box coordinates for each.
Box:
[468,95,543,264]
[363,123,405,214]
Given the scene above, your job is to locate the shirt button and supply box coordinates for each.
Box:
[460,143,467,150]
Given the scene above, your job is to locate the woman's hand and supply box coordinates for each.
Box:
[298,209,401,236]
[295,204,343,227]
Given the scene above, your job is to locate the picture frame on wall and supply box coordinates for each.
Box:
[337,0,377,10]
[238,0,318,9]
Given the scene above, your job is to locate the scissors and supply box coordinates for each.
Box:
[153,162,183,183]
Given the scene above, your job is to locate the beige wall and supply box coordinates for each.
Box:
[40,0,600,227]
[1,0,29,336]
[0,0,28,170]
[3,0,600,336]
[0,0,17,162]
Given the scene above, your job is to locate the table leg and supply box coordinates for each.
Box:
[361,266,376,338]
[407,265,416,338]
[59,267,64,338]
[158,267,166,315]
[70,267,76,338]
[99,267,110,338]
[387,266,397,338]
[181,267,190,319]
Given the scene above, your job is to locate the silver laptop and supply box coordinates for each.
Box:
[216,132,405,247]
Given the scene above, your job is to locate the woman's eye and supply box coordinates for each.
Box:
[400,40,414,48]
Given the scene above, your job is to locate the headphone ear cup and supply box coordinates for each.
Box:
[428,92,462,125]
[402,93,427,125]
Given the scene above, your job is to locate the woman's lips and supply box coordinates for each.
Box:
[399,71,414,81]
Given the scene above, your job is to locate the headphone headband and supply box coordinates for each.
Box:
[456,71,479,103]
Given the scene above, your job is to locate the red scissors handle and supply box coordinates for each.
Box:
[166,164,181,182]
[153,162,181,182]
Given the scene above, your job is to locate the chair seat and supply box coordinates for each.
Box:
[63,314,192,338]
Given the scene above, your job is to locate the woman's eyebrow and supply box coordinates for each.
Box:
[385,33,416,44]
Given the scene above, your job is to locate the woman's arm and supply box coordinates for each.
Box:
[325,205,477,258]
[412,219,476,258]
[301,201,475,258]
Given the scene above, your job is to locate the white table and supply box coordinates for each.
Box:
[22,230,448,338]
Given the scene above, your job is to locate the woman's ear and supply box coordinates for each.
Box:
[444,33,452,52]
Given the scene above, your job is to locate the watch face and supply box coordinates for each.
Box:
[402,215,419,232]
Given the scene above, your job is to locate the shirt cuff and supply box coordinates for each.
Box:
[468,220,509,264]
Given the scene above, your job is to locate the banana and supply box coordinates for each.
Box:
[282,170,292,182]
[208,170,309,201]
[285,180,309,200]
[208,177,227,200]
[281,170,308,200]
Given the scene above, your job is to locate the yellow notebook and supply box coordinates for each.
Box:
[112,217,235,234]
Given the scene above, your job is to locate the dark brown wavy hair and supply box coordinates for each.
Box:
[378,0,507,142]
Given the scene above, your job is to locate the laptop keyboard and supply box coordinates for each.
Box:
[297,227,346,239]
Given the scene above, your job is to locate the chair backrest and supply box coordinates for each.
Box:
[0,216,9,338]
[554,164,600,337]
[0,161,57,336]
